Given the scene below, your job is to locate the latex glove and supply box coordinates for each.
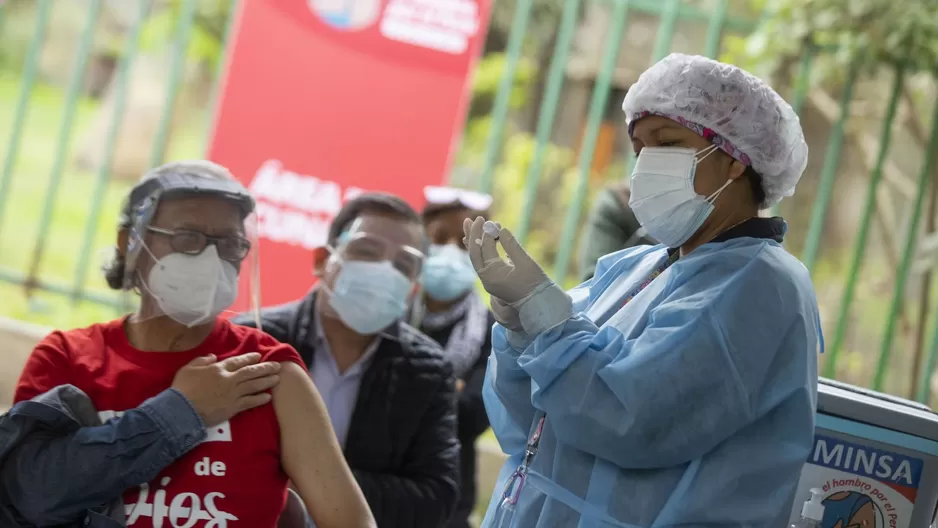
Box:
[456,221,522,333]
[492,296,538,350]
[463,217,573,335]
[463,217,549,303]
[490,295,523,330]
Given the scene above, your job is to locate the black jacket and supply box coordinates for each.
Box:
[233,290,460,528]
[420,312,494,528]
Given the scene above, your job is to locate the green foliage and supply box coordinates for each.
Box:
[140,0,232,69]
[732,0,938,75]
[0,1,39,71]
[455,51,621,283]
[458,53,539,178]
[470,53,537,108]
[489,0,566,52]
[457,117,610,282]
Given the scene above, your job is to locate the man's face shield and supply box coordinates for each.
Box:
[122,167,262,328]
[331,231,425,281]
[318,217,426,335]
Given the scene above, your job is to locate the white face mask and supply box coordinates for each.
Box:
[145,245,239,327]
[421,244,476,302]
[628,145,733,248]
[327,259,413,335]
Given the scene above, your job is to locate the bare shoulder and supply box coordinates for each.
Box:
[272,361,324,414]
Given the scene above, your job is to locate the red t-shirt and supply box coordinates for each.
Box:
[14,317,306,527]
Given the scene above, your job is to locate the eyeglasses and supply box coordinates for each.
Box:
[147,227,251,262]
[424,185,493,212]
[334,232,425,280]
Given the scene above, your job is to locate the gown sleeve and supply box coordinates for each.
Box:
[516,250,819,468]
[483,258,611,456]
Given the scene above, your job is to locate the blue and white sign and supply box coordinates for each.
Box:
[788,435,925,528]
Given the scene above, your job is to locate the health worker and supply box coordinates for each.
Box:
[467,53,822,527]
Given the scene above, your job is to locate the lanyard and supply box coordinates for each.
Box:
[502,416,545,505]
[500,253,677,506]
[618,251,677,309]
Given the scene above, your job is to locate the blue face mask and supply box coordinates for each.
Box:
[421,244,476,302]
[628,145,732,248]
[328,260,412,335]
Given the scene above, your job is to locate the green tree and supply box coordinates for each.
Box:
[726,0,938,78]
[139,0,233,69]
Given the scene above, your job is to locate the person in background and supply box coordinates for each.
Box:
[467,53,821,527]
[577,181,655,282]
[6,161,374,528]
[414,186,495,528]
[234,192,459,528]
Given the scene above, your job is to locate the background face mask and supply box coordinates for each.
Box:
[328,259,412,335]
[421,244,476,302]
[628,145,729,248]
[146,245,239,327]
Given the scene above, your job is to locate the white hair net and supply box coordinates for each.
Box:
[622,53,808,208]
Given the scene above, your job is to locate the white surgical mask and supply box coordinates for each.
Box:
[628,145,733,248]
[421,244,476,302]
[145,245,239,327]
[328,260,412,335]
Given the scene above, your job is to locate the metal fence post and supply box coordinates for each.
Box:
[23,0,103,296]
[553,0,631,283]
[824,66,905,377]
[477,0,536,195]
[71,0,150,305]
[801,60,860,273]
[0,0,53,239]
[874,98,938,392]
[515,0,581,245]
[147,0,198,169]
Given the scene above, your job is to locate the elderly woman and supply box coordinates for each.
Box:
[465,54,822,527]
[8,161,375,528]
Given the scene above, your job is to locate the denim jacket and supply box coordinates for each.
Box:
[0,384,206,527]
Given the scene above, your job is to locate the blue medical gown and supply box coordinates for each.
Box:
[481,238,821,527]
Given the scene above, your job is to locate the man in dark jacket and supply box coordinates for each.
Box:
[234,192,460,527]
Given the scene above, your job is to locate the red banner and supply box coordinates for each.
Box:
[207,0,491,309]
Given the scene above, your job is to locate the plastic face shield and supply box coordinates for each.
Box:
[122,167,262,329]
[332,231,425,280]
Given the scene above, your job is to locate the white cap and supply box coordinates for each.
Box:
[622,53,809,208]
[801,488,825,521]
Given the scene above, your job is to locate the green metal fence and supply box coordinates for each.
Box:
[1,0,937,405]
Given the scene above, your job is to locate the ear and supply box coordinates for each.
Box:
[117,228,130,258]
[727,159,747,182]
[312,246,331,277]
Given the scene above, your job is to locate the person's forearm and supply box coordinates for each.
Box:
[0,389,205,525]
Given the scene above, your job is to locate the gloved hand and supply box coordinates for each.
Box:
[463,217,549,304]
[489,295,523,332]
[463,217,573,335]
[490,296,536,350]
